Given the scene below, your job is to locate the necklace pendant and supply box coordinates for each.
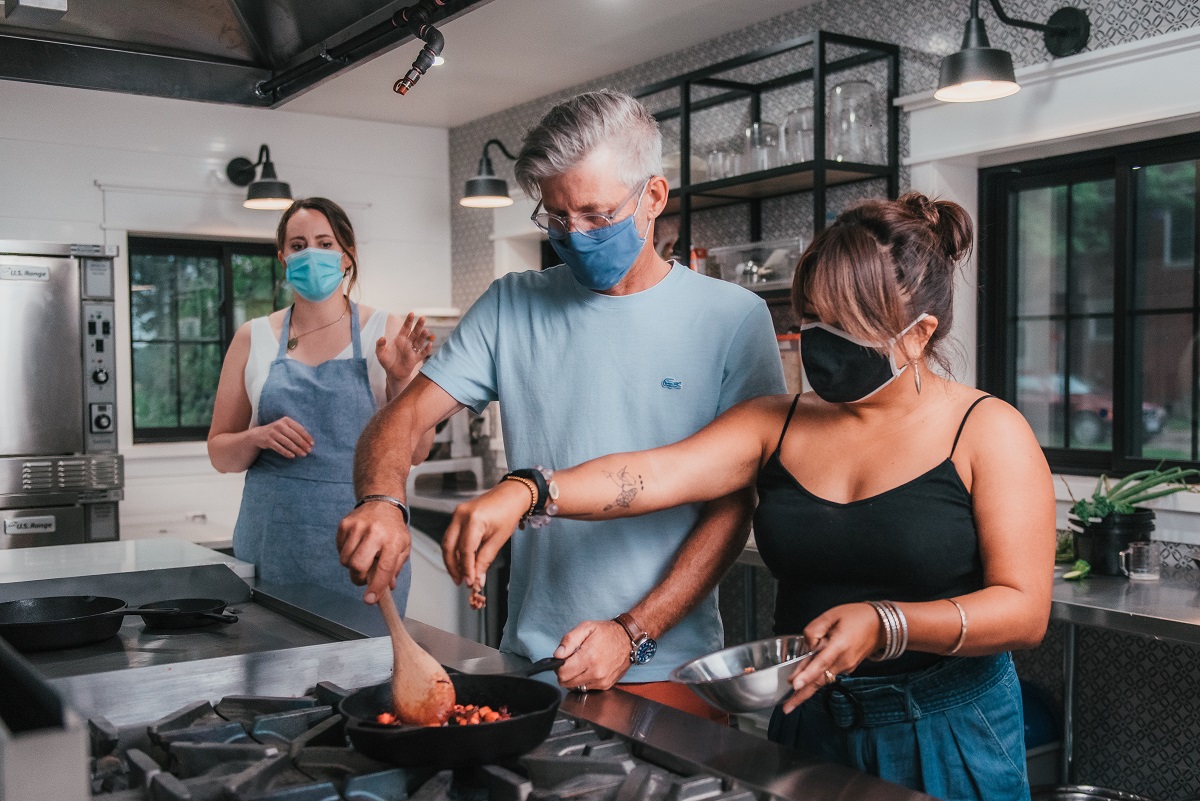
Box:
[287,337,298,350]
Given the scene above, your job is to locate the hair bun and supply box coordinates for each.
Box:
[898,191,973,264]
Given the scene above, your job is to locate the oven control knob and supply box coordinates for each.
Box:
[92,368,109,384]
[94,413,112,431]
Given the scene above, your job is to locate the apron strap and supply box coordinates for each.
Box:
[276,305,295,360]
[349,301,362,360]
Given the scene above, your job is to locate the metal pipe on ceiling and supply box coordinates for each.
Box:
[255,0,452,100]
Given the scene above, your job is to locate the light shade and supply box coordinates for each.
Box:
[461,176,513,208]
[460,142,515,208]
[243,161,293,210]
[935,15,1020,103]
[226,145,294,210]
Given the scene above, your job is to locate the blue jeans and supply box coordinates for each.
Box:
[768,653,1029,801]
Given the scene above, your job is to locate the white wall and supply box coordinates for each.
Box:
[0,80,453,538]
[902,26,1200,545]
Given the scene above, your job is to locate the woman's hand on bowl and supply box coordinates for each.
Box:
[782,602,882,713]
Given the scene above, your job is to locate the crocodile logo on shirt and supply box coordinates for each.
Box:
[661,378,682,390]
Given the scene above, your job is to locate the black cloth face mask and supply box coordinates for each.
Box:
[800,314,928,403]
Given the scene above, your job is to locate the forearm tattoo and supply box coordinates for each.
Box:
[603,466,644,511]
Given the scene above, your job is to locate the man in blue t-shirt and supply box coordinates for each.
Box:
[338,89,785,719]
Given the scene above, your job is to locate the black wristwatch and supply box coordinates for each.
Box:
[614,612,657,665]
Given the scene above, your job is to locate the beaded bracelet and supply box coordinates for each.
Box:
[502,466,559,529]
[500,475,538,520]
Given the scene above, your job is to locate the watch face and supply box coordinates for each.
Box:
[632,638,657,665]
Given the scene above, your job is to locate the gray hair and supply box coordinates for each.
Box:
[514,90,663,198]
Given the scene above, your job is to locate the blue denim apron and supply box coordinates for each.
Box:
[232,303,411,611]
[768,653,1029,801]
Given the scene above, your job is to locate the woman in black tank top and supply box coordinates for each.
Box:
[445,193,1055,801]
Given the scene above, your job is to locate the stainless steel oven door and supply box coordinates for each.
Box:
[0,505,86,549]
[0,254,84,456]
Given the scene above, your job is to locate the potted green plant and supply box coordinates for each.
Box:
[1068,467,1199,576]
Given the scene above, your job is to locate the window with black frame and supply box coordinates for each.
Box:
[128,237,291,443]
[979,133,1199,475]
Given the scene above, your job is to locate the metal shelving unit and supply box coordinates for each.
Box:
[635,31,900,298]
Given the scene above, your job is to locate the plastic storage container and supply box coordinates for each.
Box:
[708,237,804,292]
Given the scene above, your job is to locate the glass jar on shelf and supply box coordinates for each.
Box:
[827,81,883,164]
[744,122,781,173]
[782,106,814,164]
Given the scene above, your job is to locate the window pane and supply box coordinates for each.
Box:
[1015,319,1066,448]
[132,342,177,429]
[130,253,174,341]
[1014,185,1067,317]
[179,343,222,427]
[176,255,222,340]
[1070,178,1115,314]
[1133,313,1194,461]
[1134,160,1195,310]
[1067,318,1114,451]
[232,253,283,328]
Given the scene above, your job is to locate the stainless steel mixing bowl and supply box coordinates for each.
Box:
[669,635,813,714]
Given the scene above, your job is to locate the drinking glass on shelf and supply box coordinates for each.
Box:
[828,81,882,163]
[744,122,781,172]
[782,107,814,164]
[706,148,728,181]
[725,151,745,177]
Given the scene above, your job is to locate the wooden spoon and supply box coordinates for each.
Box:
[377,588,456,726]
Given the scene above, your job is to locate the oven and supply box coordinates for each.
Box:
[0,241,123,547]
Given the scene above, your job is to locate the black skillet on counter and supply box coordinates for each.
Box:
[137,598,238,629]
[340,657,565,767]
[0,595,179,652]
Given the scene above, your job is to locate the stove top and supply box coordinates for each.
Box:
[88,686,759,801]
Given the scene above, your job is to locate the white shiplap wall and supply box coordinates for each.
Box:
[0,80,453,538]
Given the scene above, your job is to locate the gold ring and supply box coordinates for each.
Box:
[823,669,836,684]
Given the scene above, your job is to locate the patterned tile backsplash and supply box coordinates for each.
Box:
[451,3,1200,799]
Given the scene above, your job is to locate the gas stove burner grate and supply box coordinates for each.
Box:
[87,686,762,801]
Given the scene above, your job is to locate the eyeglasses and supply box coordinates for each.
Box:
[531,178,650,241]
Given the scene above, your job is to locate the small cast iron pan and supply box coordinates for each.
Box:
[340,657,564,768]
[137,598,238,629]
[0,595,179,652]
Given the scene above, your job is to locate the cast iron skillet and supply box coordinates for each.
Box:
[137,598,238,629]
[0,595,179,652]
[340,657,565,767]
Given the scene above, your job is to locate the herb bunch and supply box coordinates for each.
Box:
[1070,466,1200,522]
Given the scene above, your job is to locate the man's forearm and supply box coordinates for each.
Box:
[353,399,421,499]
[628,487,756,640]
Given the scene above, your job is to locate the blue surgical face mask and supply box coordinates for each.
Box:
[550,186,650,291]
[285,248,345,302]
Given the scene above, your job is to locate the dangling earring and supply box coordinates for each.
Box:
[913,362,922,395]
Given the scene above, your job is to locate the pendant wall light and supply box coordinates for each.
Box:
[226,144,293,210]
[935,0,1090,103]
[460,139,518,208]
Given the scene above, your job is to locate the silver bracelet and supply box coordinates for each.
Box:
[354,494,411,525]
[945,598,968,656]
[866,600,908,661]
[883,600,909,660]
[866,601,896,662]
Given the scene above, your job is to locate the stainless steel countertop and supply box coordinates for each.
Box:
[1051,566,1200,644]
[742,539,1200,645]
[51,617,932,801]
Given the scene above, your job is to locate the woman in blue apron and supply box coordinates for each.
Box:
[208,197,431,609]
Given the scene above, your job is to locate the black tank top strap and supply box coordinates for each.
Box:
[774,394,802,454]
[950,395,997,458]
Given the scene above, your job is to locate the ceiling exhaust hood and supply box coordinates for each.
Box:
[0,0,492,107]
